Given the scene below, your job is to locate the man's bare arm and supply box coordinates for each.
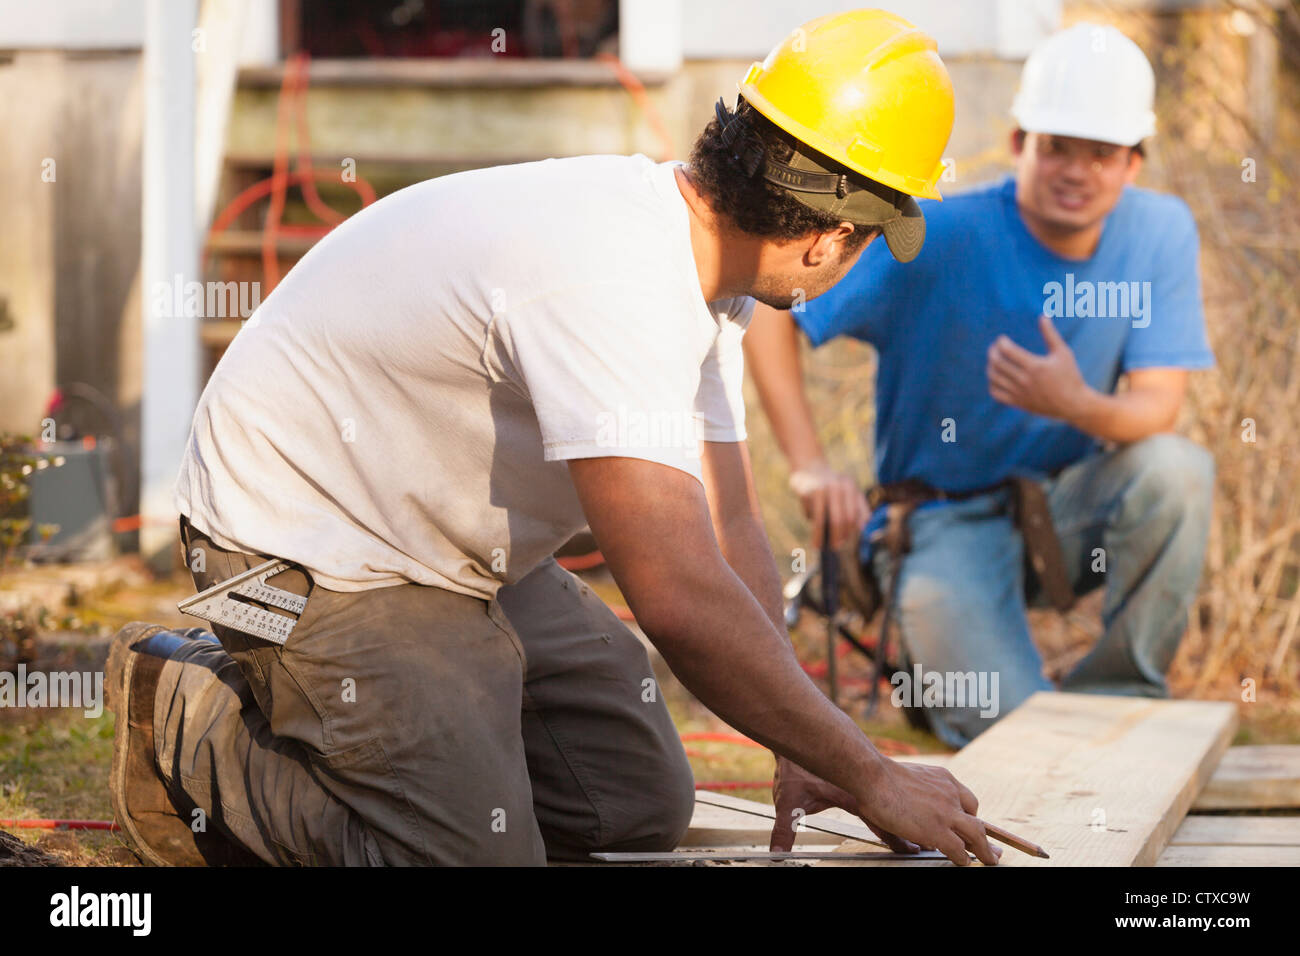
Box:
[1068,368,1187,443]
[567,455,999,865]
[697,439,945,856]
[699,440,785,628]
[742,303,869,548]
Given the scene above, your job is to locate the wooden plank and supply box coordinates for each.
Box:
[830,693,1236,867]
[206,231,319,256]
[236,59,672,90]
[1170,815,1300,846]
[892,747,1300,812]
[688,792,877,846]
[1156,844,1300,867]
[1193,746,1300,810]
[224,150,552,169]
[893,753,954,769]
[692,743,1300,861]
[682,801,840,847]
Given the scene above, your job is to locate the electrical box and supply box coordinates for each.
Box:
[27,440,117,562]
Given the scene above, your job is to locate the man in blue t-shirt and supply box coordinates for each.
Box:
[746,23,1214,748]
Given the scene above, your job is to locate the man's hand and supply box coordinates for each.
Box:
[988,317,1189,443]
[770,756,917,854]
[789,462,870,550]
[769,755,1002,866]
[987,315,1090,422]
[744,304,867,548]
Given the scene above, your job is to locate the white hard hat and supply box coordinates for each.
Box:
[1011,23,1156,147]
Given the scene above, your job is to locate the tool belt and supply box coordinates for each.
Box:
[835,474,1074,715]
[838,474,1077,623]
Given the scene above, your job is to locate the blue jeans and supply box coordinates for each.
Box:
[870,434,1214,749]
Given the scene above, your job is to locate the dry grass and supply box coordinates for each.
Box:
[1077,2,1300,707]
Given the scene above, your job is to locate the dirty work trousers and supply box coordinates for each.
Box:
[872,434,1214,749]
[156,519,695,865]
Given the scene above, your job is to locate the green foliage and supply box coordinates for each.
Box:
[0,433,60,578]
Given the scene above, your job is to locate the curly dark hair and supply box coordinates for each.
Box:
[688,99,879,252]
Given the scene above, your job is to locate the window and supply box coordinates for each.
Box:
[290,0,619,59]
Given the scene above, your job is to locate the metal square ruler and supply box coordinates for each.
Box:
[177,558,308,645]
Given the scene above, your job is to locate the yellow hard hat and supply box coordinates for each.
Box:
[739,9,955,201]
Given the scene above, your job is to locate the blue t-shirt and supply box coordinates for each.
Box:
[795,175,1213,556]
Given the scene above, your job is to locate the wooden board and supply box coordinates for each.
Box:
[830,693,1236,867]
[682,800,841,847]
[1192,746,1300,810]
[894,753,955,768]
[1155,813,1300,866]
[898,747,1300,812]
[687,741,1300,866]
[1169,815,1300,846]
[1156,845,1300,866]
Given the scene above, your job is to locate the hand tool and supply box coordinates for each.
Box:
[821,516,840,705]
[591,850,949,863]
[696,790,1047,859]
[177,558,306,644]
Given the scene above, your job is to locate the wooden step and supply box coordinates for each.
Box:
[236,58,671,90]
[223,150,552,170]
[206,230,319,257]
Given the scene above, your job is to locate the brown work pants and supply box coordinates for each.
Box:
[155,519,695,865]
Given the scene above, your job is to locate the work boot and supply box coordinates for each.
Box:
[105,622,261,866]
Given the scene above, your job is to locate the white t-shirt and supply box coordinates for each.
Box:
[174,155,753,599]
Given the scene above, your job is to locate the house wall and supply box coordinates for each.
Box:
[0,50,144,484]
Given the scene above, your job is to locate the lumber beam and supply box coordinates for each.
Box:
[903,746,1300,812]
[829,693,1237,866]
[1169,815,1300,846]
[1193,745,1300,810]
[1156,845,1300,866]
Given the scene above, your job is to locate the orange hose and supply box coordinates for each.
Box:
[290,54,348,227]
[555,550,606,571]
[260,53,298,290]
[205,52,376,290]
[596,52,676,162]
[1,819,119,831]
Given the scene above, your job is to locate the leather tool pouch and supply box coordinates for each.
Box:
[1009,476,1076,613]
[837,482,933,621]
[844,476,1076,617]
[836,535,882,621]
